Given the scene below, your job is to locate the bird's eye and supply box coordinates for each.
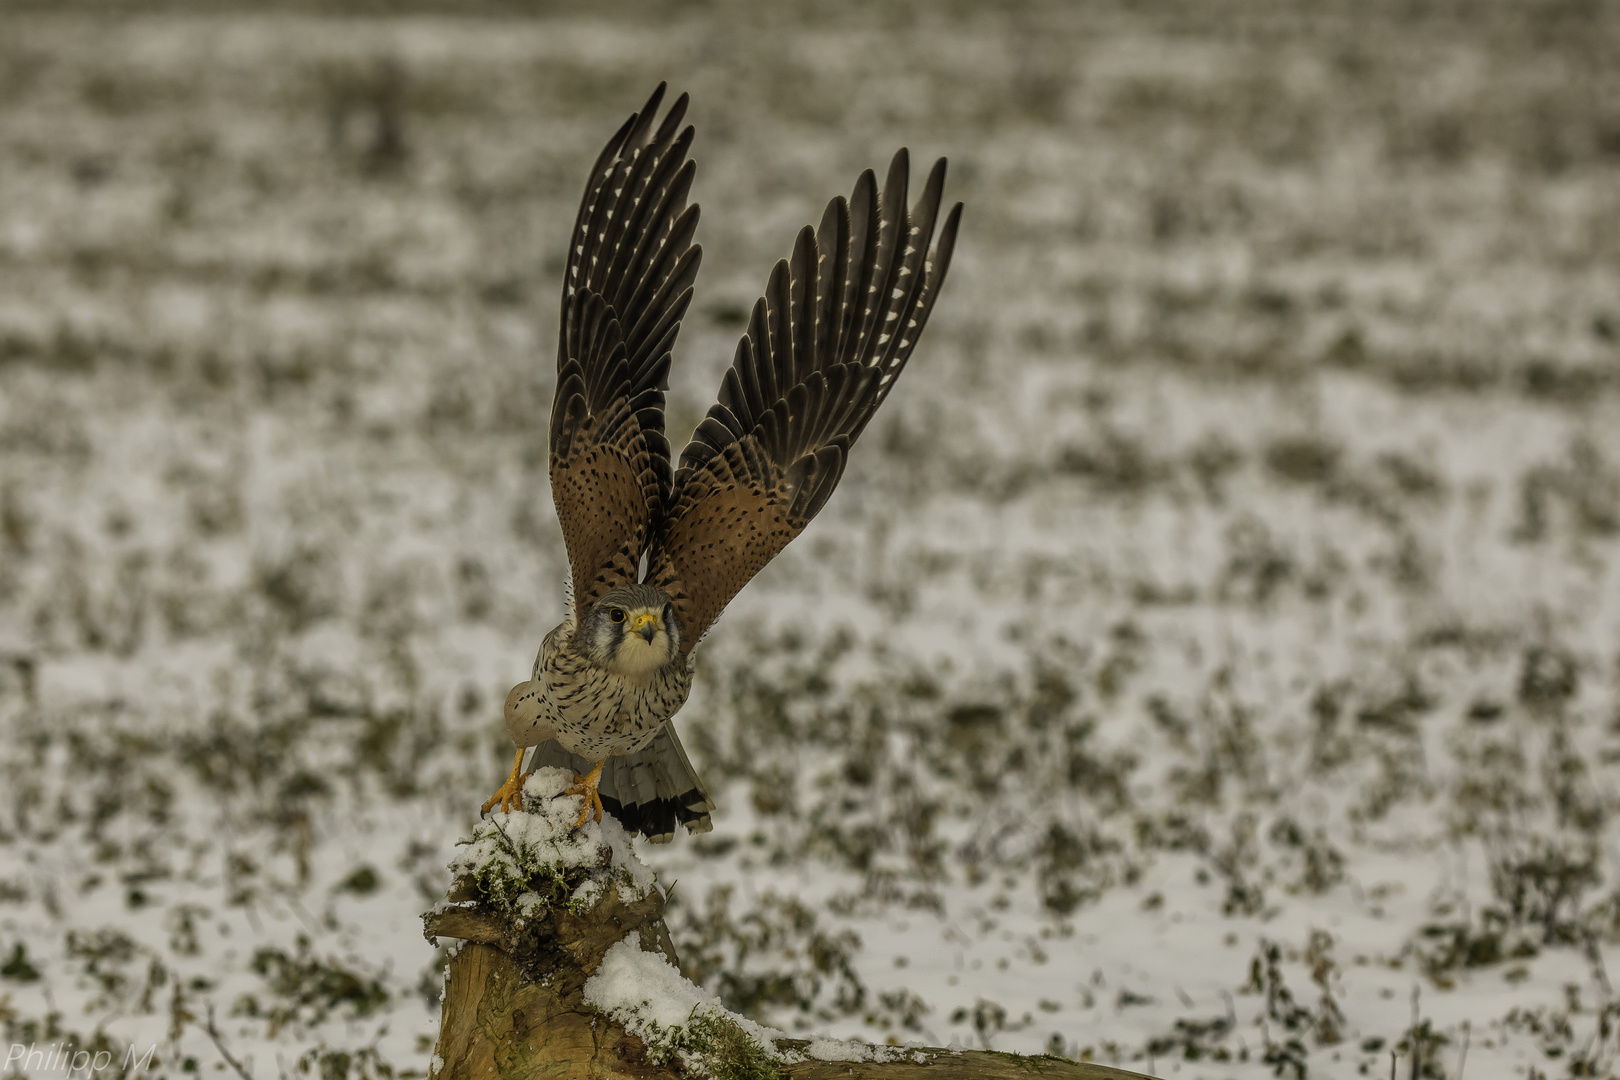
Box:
[610,608,625,623]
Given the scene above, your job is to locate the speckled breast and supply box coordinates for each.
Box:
[537,623,694,761]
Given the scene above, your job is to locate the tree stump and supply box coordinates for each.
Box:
[424,769,1156,1080]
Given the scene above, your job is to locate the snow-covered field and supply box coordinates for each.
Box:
[2,3,1619,1078]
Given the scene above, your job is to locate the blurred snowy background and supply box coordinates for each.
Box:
[1,1,1619,1077]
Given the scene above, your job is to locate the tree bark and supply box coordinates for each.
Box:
[423,876,1156,1080]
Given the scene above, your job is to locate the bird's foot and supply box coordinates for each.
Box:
[564,762,605,829]
[481,749,530,816]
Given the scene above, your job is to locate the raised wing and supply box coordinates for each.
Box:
[647,150,962,651]
[551,84,702,613]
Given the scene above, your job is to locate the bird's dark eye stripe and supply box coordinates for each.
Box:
[610,608,625,622]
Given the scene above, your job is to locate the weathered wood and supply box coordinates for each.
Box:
[424,874,1156,1080]
[779,1053,1154,1079]
[429,940,665,1080]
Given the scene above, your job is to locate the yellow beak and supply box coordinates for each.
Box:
[631,612,658,643]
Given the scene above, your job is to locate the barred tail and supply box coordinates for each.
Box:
[524,725,714,843]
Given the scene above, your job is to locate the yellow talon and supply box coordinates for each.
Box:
[481,749,529,816]
[564,761,605,829]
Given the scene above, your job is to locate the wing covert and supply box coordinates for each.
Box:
[550,83,703,613]
[647,150,962,651]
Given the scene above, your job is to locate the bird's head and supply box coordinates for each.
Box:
[577,583,681,678]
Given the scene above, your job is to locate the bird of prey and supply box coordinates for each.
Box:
[483,83,962,842]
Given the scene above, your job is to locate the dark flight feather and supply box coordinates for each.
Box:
[647,150,962,650]
[549,83,703,613]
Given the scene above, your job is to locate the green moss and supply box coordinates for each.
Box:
[982,1049,1082,1072]
[565,879,604,915]
[462,836,575,916]
[674,1012,780,1080]
[455,818,639,922]
[624,1008,780,1080]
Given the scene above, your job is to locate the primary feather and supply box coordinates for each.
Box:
[549,82,701,614]
[645,148,962,652]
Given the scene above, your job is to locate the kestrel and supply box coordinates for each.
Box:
[484,84,962,841]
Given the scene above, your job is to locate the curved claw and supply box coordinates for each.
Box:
[480,774,527,816]
[481,749,529,817]
[563,761,605,829]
